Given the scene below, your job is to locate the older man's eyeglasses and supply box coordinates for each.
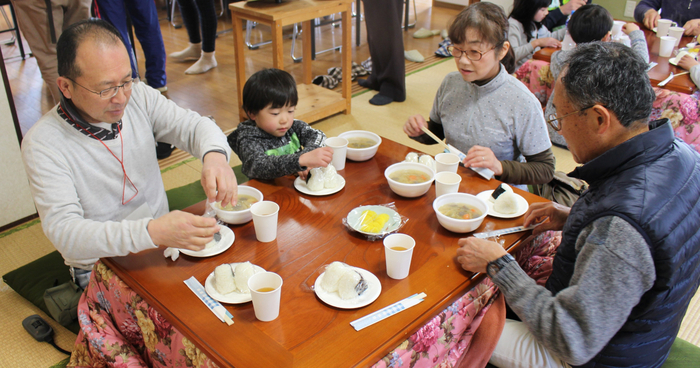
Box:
[546,105,596,131]
[450,45,495,61]
[68,77,138,99]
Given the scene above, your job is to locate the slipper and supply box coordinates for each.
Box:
[413,27,433,39]
[435,38,453,58]
[312,75,339,89]
[361,57,372,73]
[431,29,441,35]
[441,29,448,39]
[404,49,425,63]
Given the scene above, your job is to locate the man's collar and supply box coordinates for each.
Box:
[58,94,122,141]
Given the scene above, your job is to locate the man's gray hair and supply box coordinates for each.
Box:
[560,42,655,128]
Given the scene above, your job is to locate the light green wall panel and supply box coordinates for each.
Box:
[593,0,637,22]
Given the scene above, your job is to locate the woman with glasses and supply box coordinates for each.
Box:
[509,0,566,71]
[404,2,555,187]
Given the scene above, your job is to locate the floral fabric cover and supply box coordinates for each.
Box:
[69,232,562,368]
[515,59,700,153]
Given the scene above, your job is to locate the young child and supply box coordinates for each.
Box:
[404,2,554,186]
[509,0,566,71]
[545,4,649,147]
[228,68,333,180]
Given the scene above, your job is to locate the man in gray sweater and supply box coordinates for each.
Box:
[457,42,700,367]
[21,19,237,286]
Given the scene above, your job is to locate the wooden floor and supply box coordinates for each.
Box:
[2,0,460,135]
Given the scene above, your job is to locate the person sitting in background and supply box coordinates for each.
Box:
[541,0,589,31]
[227,68,333,181]
[21,19,237,288]
[508,0,567,71]
[405,2,555,186]
[458,41,700,368]
[635,0,700,34]
[544,4,649,147]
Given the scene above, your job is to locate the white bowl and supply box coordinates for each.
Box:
[214,186,264,224]
[338,130,382,161]
[384,162,435,198]
[432,193,488,233]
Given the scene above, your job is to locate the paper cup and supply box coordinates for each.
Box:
[659,36,676,57]
[657,19,676,37]
[435,171,462,198]
[435,153,460,173]
[611,20,625,38]
[668,27,684,46]
[326,137,348,170]
[250,201,279,243]
[248,272,283,322]
[383,233,416,279]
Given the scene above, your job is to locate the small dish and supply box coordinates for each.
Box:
[180,226,234,257]
[294,175,345,196]
[476,190,529,219]
[314,266,381,309]
[346,205,402,236]
[204,263,266,304]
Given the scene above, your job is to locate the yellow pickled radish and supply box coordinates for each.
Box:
[359,210,378,232]
[365,213,390,233]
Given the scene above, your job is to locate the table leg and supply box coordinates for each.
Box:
[302,20,312,84]
[232,14,247,121]
[342,5,352,114]
[272,20,284,70]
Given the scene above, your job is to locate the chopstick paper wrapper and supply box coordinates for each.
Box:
[184,276,234,326]
[418,126,494,180]
[350,293,427,331]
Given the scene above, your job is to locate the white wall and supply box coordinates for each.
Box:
[436,0,514,13]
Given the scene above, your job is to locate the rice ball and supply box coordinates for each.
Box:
[494,192,518,214]
[321,261,347,293]
[338,270,363,300]
[234,262,256,293]
[307,167,325,191]
[214,264,236,294]
[405,152,419,163]
[322,164,341,189]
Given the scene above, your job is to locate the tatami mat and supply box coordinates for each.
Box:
[2,54,698,368]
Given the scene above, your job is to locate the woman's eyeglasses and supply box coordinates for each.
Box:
[450,45,495,61]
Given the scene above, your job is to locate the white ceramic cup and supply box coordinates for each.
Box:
[659,36,676,57]
[611,20,625,38]
[325,137,348,170]
[435,171,462,198]
[383,233,416,280]
[668,26,685,46]
[250,201,280,243]
[248,272,283,322]
[435,152,460,173]
[657,19,677,37]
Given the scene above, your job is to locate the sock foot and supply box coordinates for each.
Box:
[169,43,202,62]
[185,52,217,75]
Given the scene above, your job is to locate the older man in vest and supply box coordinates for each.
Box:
[457,42,700,367]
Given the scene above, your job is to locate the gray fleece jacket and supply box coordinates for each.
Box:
[228,120,326,180]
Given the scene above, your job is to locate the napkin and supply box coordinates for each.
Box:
[164,247,180,261]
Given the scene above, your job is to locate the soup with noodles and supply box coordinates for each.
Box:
[218,194,258,211]
[390,169,430,184]
[347,137,377,149]
[438,203,483,220]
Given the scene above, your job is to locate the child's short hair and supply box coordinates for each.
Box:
[568,4,614,44]
[242,68,299,118]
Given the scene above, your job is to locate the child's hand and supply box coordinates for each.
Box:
[678,54,699,71]
[623,23,640,35]
[298,168,311,181]
[404,114,428,137]
[533,37,561,49]
[300,147,333,169]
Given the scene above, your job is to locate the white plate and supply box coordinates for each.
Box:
[314,266,381,309]
[294,176,346,196]
[346,205,402,236]
[476,190,529,219]
[204,263,266,304]
[180,226,234,257]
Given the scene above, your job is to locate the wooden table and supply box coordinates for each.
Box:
[533,25,697,94]
[103,138,548,368]
[230,0,352,123]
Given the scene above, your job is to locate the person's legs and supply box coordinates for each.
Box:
[183,0,217,74]
[489,319,571,368]
[169,0,203,62]
[360,0,405,105]
[123,0,167,89]
[94,0,139,80]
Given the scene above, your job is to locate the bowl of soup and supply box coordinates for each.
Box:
[338,130,382,161]
[214,186,264,224]
[432,193,488,233]
[384,162,435,198]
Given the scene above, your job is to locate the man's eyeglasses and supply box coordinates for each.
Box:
[450,45,495,61]
[546,105,596,131]
[68,77,138,99]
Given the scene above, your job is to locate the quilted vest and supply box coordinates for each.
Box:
[545,120,700,367]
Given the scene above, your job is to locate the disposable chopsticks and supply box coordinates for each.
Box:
[418,126,494,180]
[350,293,427,331]
[184,276,234,326]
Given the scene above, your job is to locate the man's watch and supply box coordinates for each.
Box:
[486,253,516,278]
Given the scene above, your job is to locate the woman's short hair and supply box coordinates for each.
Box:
[568,4,614,44]
[449,2,516,73]
[242,68,299,117]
